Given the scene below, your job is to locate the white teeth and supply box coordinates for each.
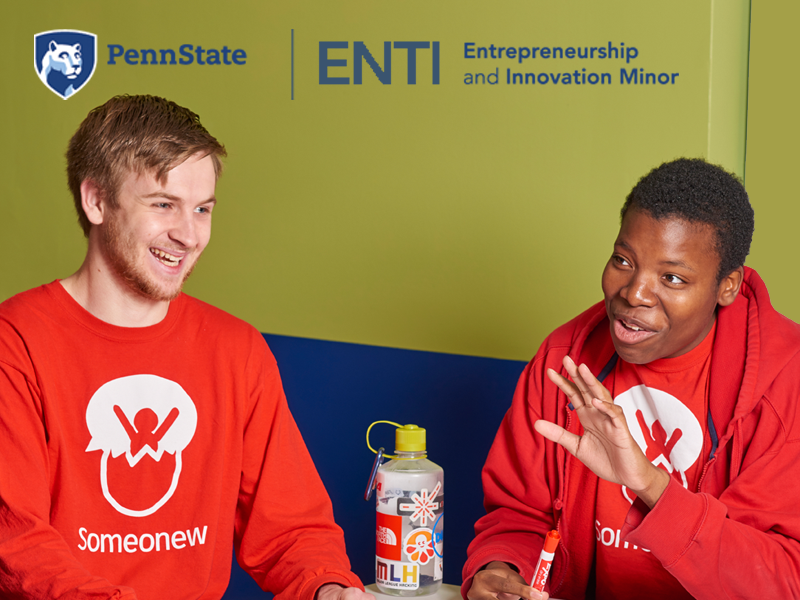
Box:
[150,248,182,267]
[622,320,642,331]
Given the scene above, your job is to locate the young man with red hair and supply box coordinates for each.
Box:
[0,95,373,600]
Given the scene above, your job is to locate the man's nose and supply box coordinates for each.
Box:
[169,208,198,248]
[620,271,657,307]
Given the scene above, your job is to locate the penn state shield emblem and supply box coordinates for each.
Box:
[34,30,97,99]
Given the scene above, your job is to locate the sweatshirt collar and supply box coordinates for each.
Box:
[46,280,184,342]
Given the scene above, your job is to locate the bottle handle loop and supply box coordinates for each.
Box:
[364,420,402,501]
[366,420,402,459]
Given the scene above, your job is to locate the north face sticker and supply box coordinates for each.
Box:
[85,374,197,517]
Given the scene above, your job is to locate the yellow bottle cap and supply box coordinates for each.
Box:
[366,421,428,458]
[395,424,426,452]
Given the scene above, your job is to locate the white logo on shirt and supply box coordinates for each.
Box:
[614,384,703,503]
[85,375,197,517]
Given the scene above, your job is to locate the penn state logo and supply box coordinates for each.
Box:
[34,30,97,99]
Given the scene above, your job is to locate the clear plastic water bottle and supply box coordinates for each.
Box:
[367,421,443,597]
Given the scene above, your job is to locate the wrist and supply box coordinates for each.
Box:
[632,465,670,509]
[316,583,344,600]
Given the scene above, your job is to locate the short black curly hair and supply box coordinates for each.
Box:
[620,158,754,283]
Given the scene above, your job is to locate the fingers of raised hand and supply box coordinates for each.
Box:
[590,396,618,420]
[546,368,585,409]
[562,356,588,391]
[584,395,629,433]
[555,357,614,406]
[534,419,581,457]
[566,357,608,404]
[577,363,613,404]
[560,357,599,408]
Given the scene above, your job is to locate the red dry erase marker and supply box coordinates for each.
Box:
[531,530,561,592]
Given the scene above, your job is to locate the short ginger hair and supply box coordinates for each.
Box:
[66,94,227,235]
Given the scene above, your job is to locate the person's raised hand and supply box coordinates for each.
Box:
[534,355,669,507]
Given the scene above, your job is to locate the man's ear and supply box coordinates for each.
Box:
[80,179,108,226]
[717,266,744,307]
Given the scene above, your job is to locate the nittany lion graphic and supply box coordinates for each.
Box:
[34,30,97,99]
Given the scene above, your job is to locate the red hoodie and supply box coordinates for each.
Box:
[463,268,800,599]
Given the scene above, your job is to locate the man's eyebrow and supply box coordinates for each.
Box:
[615,240,697,271]
[661,259,696,271]
[141,192,217,205]
[614,239,631,251]
[141,191,181,201]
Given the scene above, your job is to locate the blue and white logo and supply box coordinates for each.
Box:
[34,30,97,99]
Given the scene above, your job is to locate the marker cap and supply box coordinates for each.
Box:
[543,530,561,553]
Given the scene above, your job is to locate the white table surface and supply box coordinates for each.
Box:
[365,583,563,600]
[365,583,462,599]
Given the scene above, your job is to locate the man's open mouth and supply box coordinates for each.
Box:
[613,316,656,344]
[619,318,648,332]
[150,248,182,268]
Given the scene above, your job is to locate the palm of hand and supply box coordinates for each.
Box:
[572,401,644,488]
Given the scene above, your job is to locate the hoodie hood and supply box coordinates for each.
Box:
[707,267,800,476]
[731,267,800,410]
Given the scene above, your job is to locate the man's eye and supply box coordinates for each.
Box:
[613,255,630,267]
[155,202,171,209]
[665,274,685,284]
[195,206,211,214]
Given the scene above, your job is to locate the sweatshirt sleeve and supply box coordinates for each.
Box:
[461,358,555,596]
[624,441,800,599]
[233,338,364,600]
[0,360,137,599]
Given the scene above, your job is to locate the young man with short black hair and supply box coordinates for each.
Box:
[0,95,373,600]
[463,158,800,599]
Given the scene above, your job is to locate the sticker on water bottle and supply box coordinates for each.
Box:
[433,513,444,580]
[376,512,403,561]
[403,528,435,565]
[397,481,443,527]
[376,557,420,590]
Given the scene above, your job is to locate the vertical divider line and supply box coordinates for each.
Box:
[743,0,752,183]
[291,29,295,100]
[707,0,715,160]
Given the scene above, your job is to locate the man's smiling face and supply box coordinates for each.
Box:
[100,153,217,302]
[601,207,738,365]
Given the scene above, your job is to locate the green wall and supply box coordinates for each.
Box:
[745,2,800,322]
[2,0,752,360]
